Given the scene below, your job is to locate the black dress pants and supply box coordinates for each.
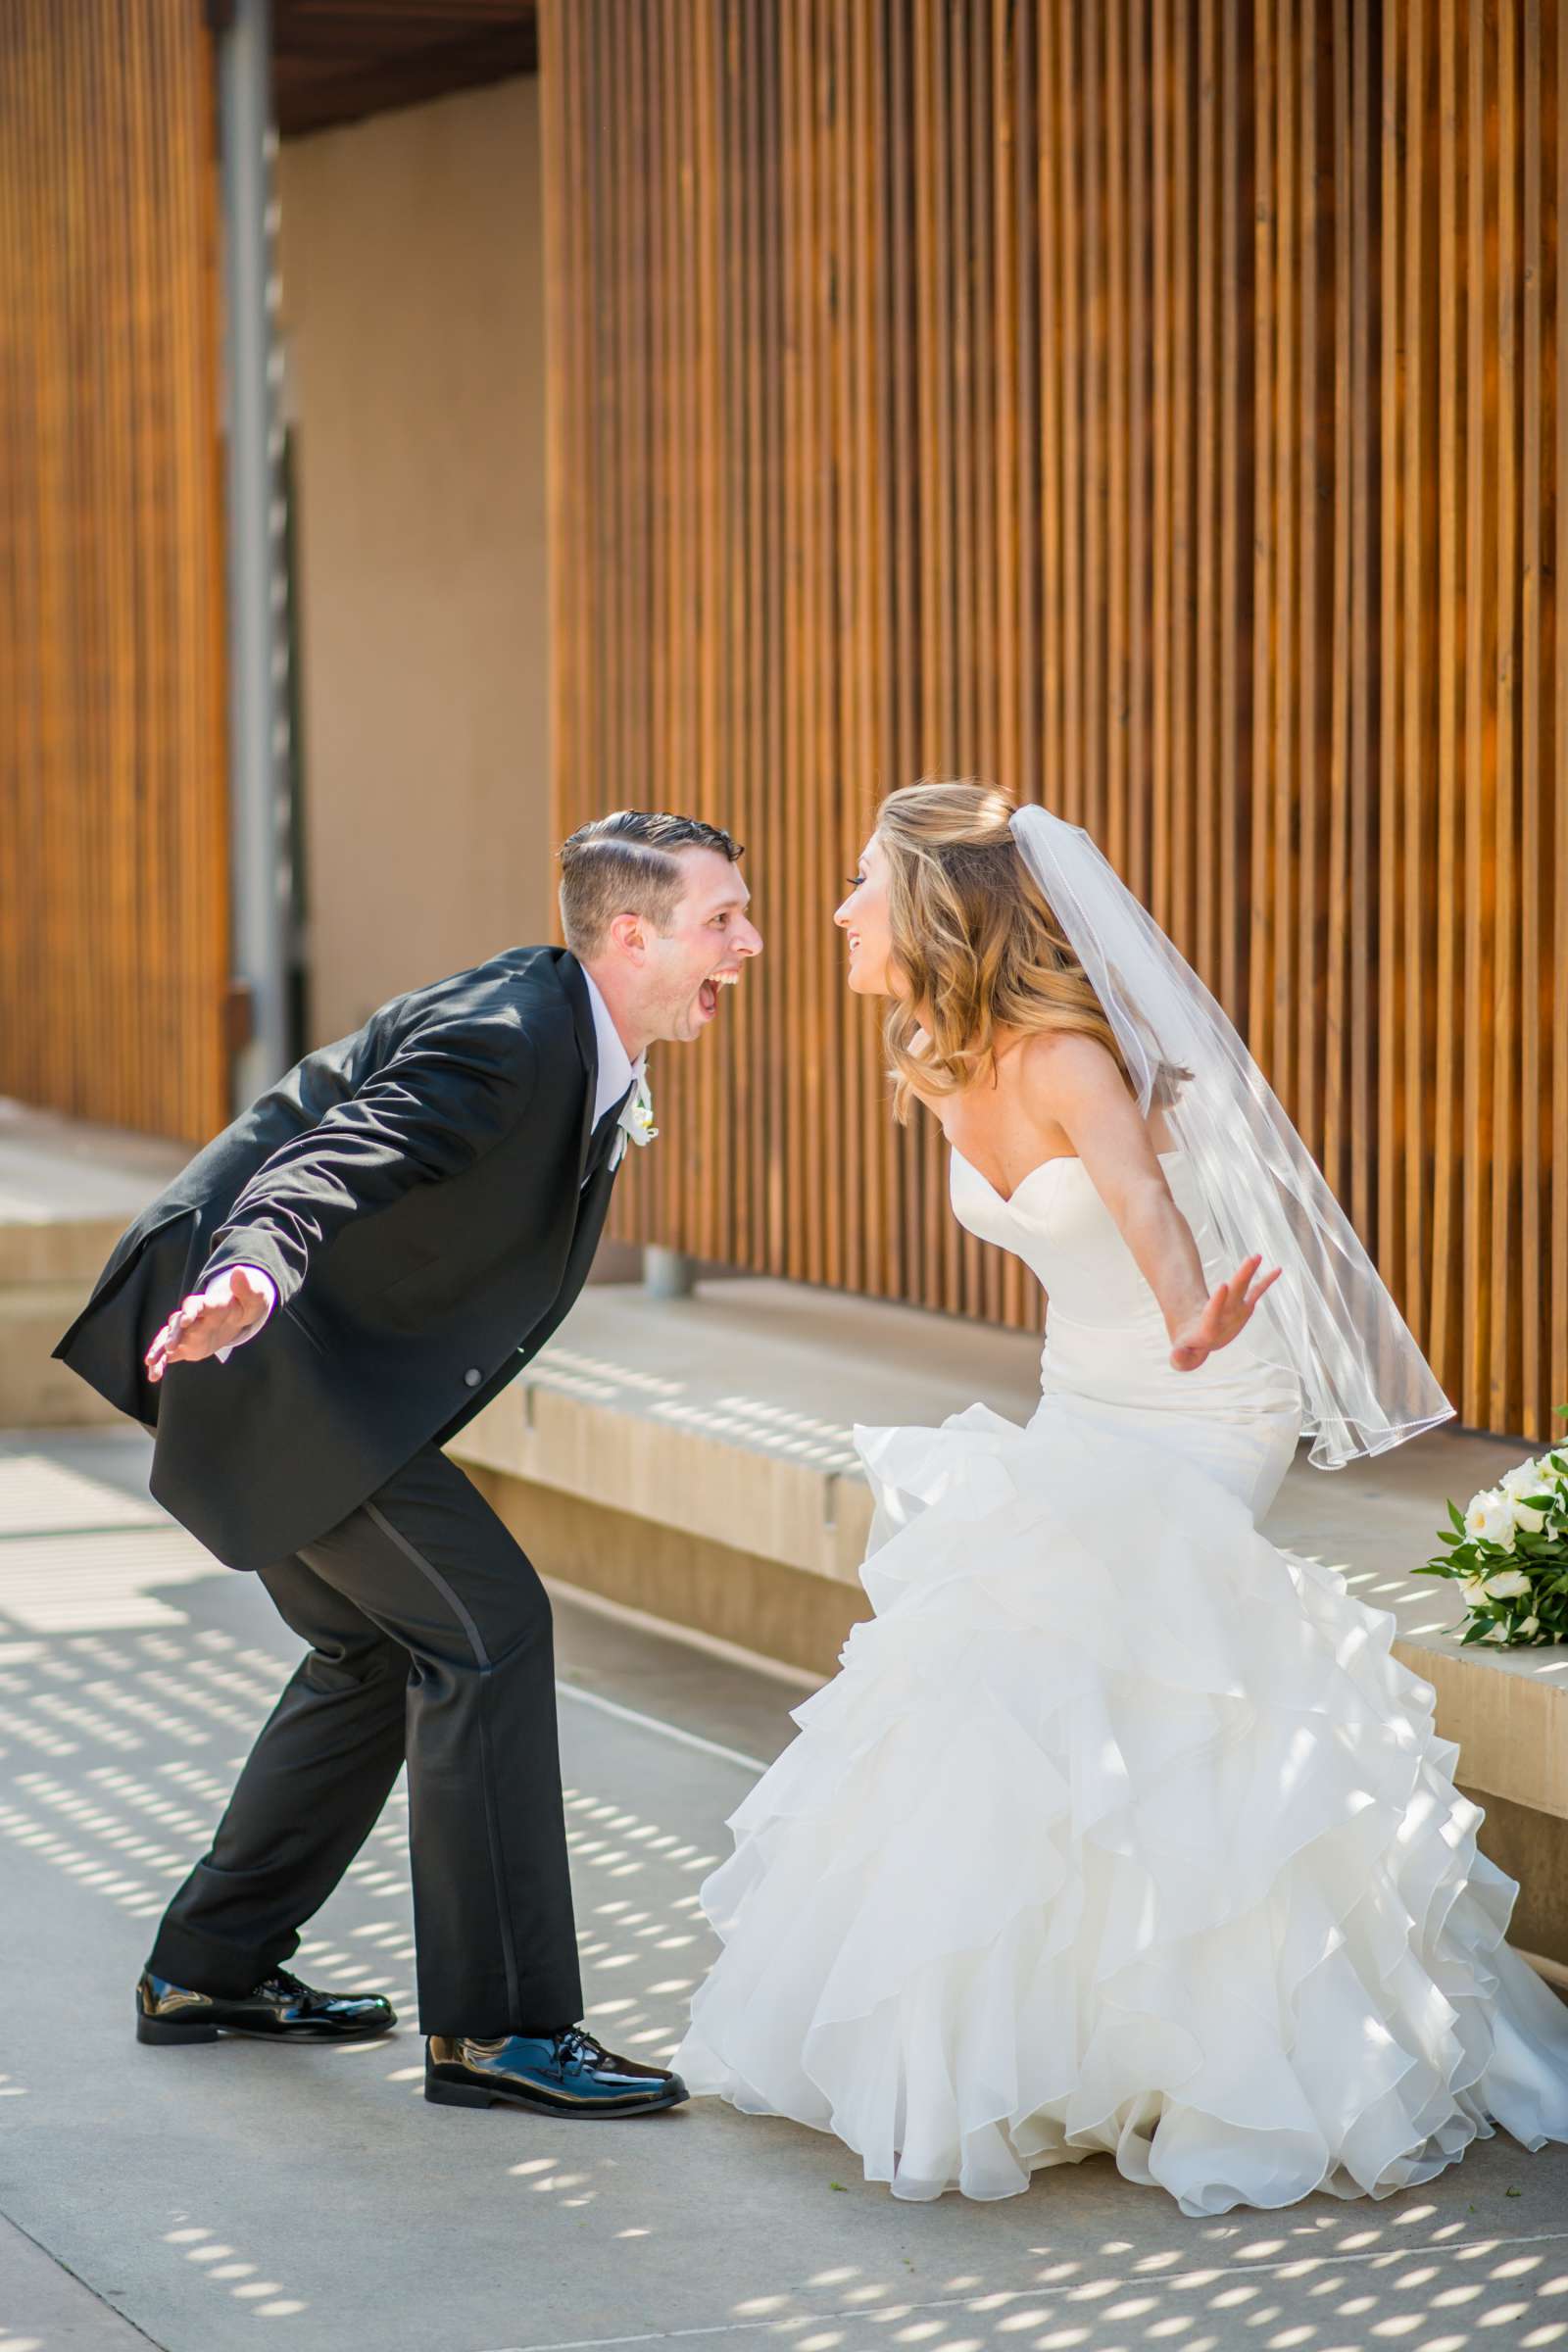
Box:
[147,1442,583,2037]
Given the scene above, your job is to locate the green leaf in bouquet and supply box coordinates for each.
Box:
[1446,1498,1468,1538]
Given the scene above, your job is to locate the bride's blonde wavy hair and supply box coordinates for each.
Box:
[875,780,1181,1125]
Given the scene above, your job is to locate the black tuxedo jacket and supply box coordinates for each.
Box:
[54,947,624,1571]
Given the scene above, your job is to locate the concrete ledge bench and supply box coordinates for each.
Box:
[0,1101,186,1430]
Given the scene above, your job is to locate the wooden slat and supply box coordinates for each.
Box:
[1556,0,1568,1431]
[1345,0,1374,1240]
[1401,0,1433,1348]
[1195,0,1220,996]
[1439,0,1476,1392]
[1487,0,1512,1432]
[1377,0,1404,1324]
[1323,0,1351,1210]
[0,0,226,1143]
[1170,0,1195,953]
[1250,0,1278,1089]
[1218,0,1253,1023]
[1296,0,1326,1157]
[1272,0,1298,1116]
[543,0,1568,1445]
[1518,0,1545,1427]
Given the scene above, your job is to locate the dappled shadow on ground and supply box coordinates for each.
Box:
[2,1431,1566,2352]
[666,2209,1568,2352]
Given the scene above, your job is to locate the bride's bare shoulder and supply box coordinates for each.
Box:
[1015,1026,1123,1098]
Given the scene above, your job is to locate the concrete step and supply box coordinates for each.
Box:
[0,1101,187,1429]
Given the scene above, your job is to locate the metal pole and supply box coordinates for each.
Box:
[644,1247,698,1299]
[217,0,291,1107]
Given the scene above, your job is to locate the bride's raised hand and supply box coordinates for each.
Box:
[1168,1256,1281,1372]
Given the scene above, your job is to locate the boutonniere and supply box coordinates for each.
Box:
[609,1070,659,1169]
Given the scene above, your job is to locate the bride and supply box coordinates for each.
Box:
[674,780,1568,2215]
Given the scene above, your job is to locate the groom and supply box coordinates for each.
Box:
[54,809,761,2118]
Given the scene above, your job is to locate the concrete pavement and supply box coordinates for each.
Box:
[2,1427,1566,2352]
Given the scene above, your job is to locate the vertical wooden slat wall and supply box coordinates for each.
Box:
[543,0,1567,1446]
[0,0,228,1143]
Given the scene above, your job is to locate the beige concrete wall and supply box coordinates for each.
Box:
[276,78,553,1045]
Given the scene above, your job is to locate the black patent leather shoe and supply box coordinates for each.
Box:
[135,1966,397,2045]
[425,2027,687,2117]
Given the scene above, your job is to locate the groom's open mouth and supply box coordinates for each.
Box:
[696,969,742,1023]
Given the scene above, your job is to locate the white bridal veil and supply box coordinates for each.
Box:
[1009,804,1453,1467]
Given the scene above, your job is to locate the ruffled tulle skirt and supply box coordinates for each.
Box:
[674,1396,1568,2214]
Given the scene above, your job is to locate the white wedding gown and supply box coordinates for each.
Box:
[675,1149,1568,2213]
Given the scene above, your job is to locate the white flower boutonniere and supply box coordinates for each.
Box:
[609,1070,659,1171]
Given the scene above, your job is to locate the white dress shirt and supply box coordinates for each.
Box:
[216,962,643,1356]
[579,963,647,1146]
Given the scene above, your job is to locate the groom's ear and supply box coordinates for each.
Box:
[607,909,648,962]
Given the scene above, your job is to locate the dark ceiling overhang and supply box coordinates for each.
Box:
[267,2,538,140]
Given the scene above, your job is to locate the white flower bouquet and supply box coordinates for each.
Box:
[1415,1406,1568,1646]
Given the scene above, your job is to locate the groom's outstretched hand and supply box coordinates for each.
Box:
[1168,1255,1282,1373]
[145,1265,275,1384]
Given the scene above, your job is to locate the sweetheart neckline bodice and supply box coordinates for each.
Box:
[947,1144,1300,1420]
[949,1146,1183,1212]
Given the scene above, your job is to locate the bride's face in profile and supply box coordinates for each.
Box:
[834,836,900,997]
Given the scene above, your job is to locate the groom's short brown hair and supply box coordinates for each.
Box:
[558,809,746,956]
